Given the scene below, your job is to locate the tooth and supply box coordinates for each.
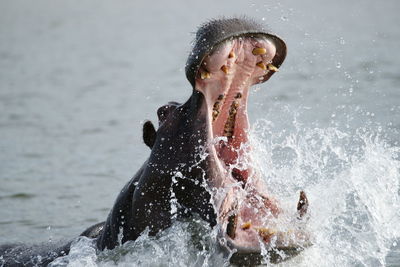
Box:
[221,65,229,74]
[228,51,235,58]
[256,61,267,70]
[267,63,279,72]
[252,47,267,55]
[218,94,224,100]
[213,101,220,109]
[256,227,276,242]
[241,221,251,230]
[224,131,233,138]
[235,92,242,99]
[200,71,211,79]
[213,111,219,121]
[224,122,233,129]
[224,124,233,130]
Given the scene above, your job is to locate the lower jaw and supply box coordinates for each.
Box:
[219,230,307,265]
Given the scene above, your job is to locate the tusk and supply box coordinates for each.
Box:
[256,61,267,70]
[267,63,279,72]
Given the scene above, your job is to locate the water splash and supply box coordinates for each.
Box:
[49,115,400,266]
[250,118,400,266]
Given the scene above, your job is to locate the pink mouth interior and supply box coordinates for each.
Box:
[195,37,277,183]
[194,37,283,249]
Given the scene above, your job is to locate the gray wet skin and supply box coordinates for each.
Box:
[0,18,308,266]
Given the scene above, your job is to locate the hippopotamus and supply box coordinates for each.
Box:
[0,17,310,266]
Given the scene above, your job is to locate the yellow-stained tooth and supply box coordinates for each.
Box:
[200,71,211,79]
[267,63,279,72]
[256,62,267,70]
[221,65,229,74]
[229,51,235,58]
[252,47,267,55]
[241,221,252,230]
[256,227,275,234]
[256,227,276,242]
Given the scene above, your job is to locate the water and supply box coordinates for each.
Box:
[0,0,399,266]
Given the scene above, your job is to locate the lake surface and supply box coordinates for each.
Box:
[0,0,399,266]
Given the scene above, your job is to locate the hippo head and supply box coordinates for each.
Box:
[143,17,310,265]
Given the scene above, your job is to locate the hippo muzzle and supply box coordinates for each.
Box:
[184,18,311,264]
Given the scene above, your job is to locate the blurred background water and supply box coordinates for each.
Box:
[0,0,399,266]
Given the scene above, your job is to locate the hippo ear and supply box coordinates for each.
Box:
[143,120,157,149]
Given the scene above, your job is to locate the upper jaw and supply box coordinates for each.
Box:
[194,36,278,188]
[185,17,287,88]
[187,28,310,263]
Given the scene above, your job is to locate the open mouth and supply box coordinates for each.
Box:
[194,36,310,264]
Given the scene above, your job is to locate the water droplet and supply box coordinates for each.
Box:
[336,62,341,69]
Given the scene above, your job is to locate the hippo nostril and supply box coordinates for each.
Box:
[226,214,238,239]
[252,47,267,55]
[256,61,267,70]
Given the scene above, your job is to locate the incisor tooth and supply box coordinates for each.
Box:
[228,51,235,58]
[252,47,267,55]
[267,63,279,72]
[256,62,267,70]
[200,71,211,79]
[221,65,229,74]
